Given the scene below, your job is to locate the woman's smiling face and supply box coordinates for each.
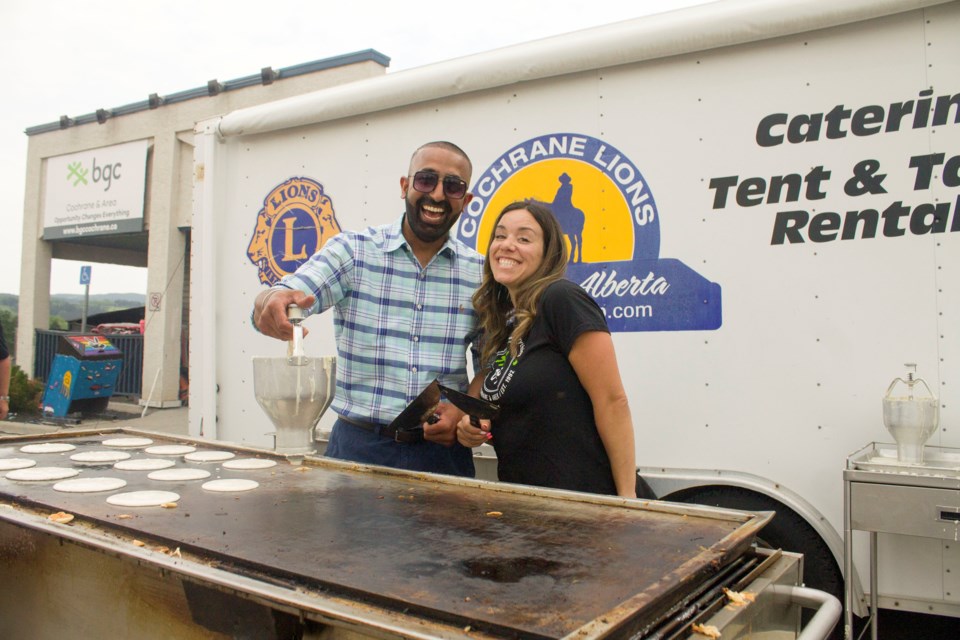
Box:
[489,208,545,298]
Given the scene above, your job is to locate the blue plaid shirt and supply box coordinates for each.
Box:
[280,216,484,425]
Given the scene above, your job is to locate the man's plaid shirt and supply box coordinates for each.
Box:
[280,216,484,425]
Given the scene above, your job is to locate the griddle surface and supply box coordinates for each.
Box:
[1,432,763,638]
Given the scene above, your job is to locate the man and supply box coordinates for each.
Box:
[0,326,11,421]
[253,141,483,476]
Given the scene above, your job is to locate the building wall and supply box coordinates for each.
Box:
[17,54,388,407]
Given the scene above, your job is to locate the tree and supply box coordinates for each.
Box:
[0,308,15,359]
[8,363,42,416]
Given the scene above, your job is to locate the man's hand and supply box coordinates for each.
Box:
[422,401,464,447]
[253,288,316,340]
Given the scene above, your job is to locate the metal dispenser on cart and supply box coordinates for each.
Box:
[881,363,939,464]
[843,364,953,639]
[41,334,123,418]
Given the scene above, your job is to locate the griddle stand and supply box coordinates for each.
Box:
[843,442,960,639]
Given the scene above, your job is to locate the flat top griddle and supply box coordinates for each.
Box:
[0,429,769,639]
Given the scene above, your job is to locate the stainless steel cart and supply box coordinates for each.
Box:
[844,442,960,639]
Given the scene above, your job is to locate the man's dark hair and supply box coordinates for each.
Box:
[411,141,472,174]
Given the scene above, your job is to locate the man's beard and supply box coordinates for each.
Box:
[404,196,458,243]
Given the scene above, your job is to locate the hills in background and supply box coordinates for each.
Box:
[0,293,146,321]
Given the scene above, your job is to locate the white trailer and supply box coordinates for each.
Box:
[192,0,959,634]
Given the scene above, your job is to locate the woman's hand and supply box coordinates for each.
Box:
[456,415,492,448]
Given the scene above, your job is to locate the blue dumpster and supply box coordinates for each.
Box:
[42,335,123,418]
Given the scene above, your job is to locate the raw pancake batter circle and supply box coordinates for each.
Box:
[184,451,235,463]
[0,458,37,471]
[107,490,180,507]
[20,443,76,454]
[102,437,154,448]
[202,479,259,492]
[5,467,80,482]
[147,468,211,481]
[54,477,128,493]
[114,458,176,471]
[144,445,196,456]
[70,451,132,464]
[222,458,277,470]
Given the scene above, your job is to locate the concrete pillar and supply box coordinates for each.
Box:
[16,148,52,376]
[141,134,186,407]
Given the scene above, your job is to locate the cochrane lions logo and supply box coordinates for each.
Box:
[457,133,722,332]
[247,177,342,285]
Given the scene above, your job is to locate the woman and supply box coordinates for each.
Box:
[458,201,636,497]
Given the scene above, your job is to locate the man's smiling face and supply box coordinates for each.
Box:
[401,146,473,244]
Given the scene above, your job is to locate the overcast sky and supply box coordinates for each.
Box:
[0,0,712,296]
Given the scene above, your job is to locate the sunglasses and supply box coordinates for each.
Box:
[409,171,468,199]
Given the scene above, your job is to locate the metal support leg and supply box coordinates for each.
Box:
[843,477,853,640]
[869,531,878,640]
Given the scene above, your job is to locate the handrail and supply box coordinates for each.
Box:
[772,585,842,640]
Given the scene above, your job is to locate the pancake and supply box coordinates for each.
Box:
[102,437,154,448]
[0,458,37,471]
[20,443,76,454]
[222,458,278,470]
[202,479,259,492]
[144,445,197,456]
[113,458,176,471]
[107,491,181,507]
[184,451,235,463]
[54,477,128,493]
[147,468,211,481]
[70,451,132,464]
[6,467,80,482]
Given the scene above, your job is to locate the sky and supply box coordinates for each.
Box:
[0,0,712,296]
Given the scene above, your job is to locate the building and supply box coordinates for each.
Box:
[17,50,389,407]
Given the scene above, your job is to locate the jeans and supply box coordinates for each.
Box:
[326,417,475,477]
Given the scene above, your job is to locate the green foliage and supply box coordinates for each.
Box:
[0,293,145,322]
[49,316,68,331]
[0,294,17,316]
[8,364,43,415]
[0,308,14,355]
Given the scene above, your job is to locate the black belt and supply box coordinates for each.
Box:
[337,415,424,444]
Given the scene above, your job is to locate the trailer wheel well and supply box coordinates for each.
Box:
[663,484,844,640]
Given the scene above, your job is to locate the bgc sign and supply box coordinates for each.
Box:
[42,139,148,240]
[457,133,722,332]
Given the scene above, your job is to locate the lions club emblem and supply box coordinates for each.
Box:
[247,177,342,285]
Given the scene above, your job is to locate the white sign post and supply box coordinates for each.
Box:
[80,265,92,332]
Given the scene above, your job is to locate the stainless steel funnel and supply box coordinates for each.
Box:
[253,356,336,455]
[882,363,939,464]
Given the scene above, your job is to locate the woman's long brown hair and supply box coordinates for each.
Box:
[474,200,569,366]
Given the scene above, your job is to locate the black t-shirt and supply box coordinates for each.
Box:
[480,279,616,495]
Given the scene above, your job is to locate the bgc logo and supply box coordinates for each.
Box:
[66,158,123,191]
[457,133,721,332]
[247,177,342,285]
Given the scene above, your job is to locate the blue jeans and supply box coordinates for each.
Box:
[326,417,475,477]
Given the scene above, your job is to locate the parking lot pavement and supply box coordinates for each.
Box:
[0,403,189,438]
